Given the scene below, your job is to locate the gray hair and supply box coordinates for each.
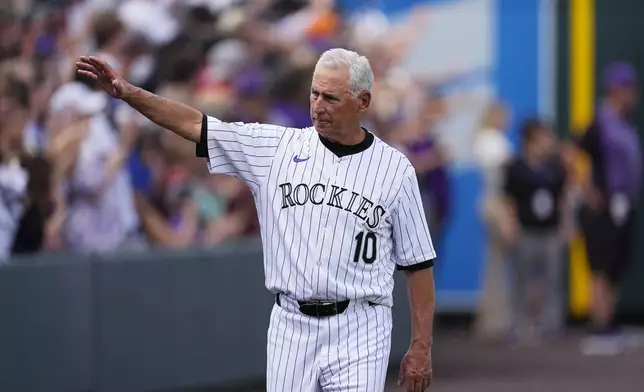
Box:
[314,48,374,97]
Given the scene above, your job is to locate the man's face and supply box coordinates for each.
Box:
[530,126,556,159]
[310,66,370,141]
[618,84,639,113]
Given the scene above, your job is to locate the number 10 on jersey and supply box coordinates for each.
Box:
[353,231,377,264]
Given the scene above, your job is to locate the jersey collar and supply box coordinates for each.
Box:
[318,128,374,158]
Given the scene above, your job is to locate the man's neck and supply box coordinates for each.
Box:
[325,126,366,146]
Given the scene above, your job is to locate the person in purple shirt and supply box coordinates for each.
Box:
[571,62,643,355]
[406,138,450,241]
[267,66,313,128]
[229,67,271,124]
[393,90,450,253]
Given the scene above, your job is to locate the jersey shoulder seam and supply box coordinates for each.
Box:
[385,159,415,212]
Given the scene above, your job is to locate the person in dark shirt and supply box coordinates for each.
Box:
[503,118,568,344]
[11,155,58,255]
[570,62,642,355]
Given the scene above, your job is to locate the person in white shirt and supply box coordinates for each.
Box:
[0,75,31,262]
[49,81,141,253]
[472,101,515,341]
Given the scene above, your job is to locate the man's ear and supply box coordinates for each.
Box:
[358,91,371,113]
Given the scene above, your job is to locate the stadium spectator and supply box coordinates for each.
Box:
[503,118,569,344]
[0,74,31,261]
[0,9,23,61]
[156,48,207,167]
[571,62,643,355]
[11,154,65,255]
[271,0,340,50]
[91,11,131,78]
[129,129,257,248]
[134,161,201,248]
[390,89,451,253]
[89,10,143,250]
[267,65,313,128]
[48,80,142,253]
[201,175,260,246]
[472,101,515,342]
[229,67,270,124]
[22,70,56,155]
[0,0,438,257]
[117,0,180,48]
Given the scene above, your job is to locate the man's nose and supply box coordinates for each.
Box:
[312,102,326,114]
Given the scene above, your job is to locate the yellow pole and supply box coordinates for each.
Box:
[569,0,595,317]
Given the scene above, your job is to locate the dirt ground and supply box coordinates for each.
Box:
[384,328,644,392]
[204,326,644,392]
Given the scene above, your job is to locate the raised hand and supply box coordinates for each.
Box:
[75,56,134,99]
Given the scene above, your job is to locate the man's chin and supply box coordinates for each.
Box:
[314,123,332,134]
[315,128,344,144]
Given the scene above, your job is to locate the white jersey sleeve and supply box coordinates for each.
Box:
[196,114,285,190]
[391,166,437,269]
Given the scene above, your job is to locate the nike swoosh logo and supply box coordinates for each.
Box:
[293,155,310,162]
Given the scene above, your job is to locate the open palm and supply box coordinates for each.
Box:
[75,56,130,99]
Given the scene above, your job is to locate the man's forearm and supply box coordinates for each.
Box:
[122,86,203,143]
[405,267,436,349]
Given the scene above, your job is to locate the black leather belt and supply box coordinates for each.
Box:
[276,294,376,317]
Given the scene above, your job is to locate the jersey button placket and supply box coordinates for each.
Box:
[332,158,341,184]
[319,228,328,267]
[323,159,341,268]
[323,158,341,266]
[320,156,333,268]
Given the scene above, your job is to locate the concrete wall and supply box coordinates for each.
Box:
[0,239,415,392]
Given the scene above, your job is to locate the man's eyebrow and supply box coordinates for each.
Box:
[323,92,338,99]
[310,88,338,99]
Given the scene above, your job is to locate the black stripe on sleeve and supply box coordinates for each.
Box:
[195,114,208,157]
[396,258,435,271]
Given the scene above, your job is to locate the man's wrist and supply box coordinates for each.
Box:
[410,335,433,350]
[122,84,143,103]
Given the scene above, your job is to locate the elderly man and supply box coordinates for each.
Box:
[76,48,436,392]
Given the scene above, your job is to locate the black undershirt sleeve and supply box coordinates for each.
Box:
[396,258,435,271]
[195,114,208,158]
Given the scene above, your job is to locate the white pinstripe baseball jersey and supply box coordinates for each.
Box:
[197,115,436,307]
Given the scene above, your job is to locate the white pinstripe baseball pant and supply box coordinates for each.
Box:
[266,295,392,392]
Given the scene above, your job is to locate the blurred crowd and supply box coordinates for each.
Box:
[472,62,642,355]
[0,0,447,258]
